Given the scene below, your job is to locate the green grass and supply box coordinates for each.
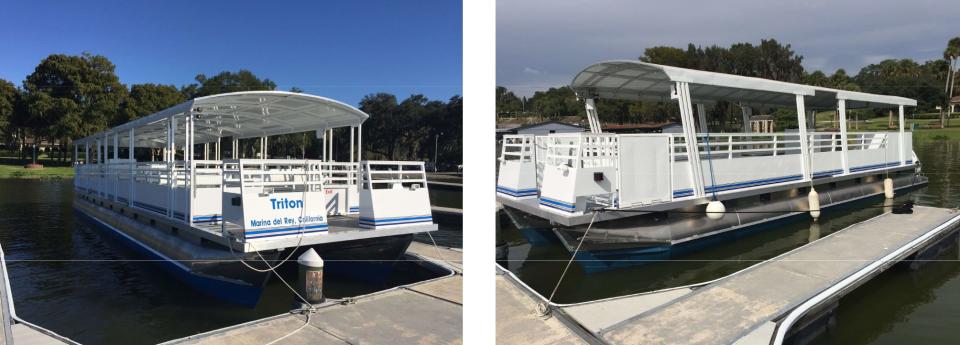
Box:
[0,164,74,179]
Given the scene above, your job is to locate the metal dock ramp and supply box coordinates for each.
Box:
[594,205,960,345]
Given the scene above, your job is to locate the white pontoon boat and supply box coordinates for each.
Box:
[496,61,927,272]
[72,91,437,306]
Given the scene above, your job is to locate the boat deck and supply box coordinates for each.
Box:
[497,205,960,345]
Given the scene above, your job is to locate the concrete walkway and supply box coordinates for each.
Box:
[601,206,960,345]
[167,243,463,345]
[496,206,960,345]
[495,271,590,345]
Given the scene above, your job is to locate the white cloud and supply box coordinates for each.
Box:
[522,67,542,75]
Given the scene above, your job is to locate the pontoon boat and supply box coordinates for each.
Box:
[496,61,927,272]
[72,91,437,306]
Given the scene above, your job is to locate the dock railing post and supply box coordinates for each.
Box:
[297,248,325,305]
[0,245,15,345]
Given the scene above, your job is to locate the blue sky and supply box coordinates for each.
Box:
[0,0,462,106]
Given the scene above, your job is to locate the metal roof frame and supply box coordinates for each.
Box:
[74,91,369,147]
[571,60,917,109]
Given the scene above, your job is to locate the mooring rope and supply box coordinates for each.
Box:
[538,211,598,317]
[425,230,451,267]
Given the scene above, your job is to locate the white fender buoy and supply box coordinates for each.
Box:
[706,200,725,220]
[808,189,821,220]
[883,178,894,199]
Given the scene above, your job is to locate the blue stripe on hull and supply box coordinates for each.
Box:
[358,215,433,228]
[539,196,576,212]
[497,185,538,197]
[73,208,264,307]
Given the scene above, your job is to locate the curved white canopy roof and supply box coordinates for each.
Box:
[75,91,368,147]
[571,60,916,109]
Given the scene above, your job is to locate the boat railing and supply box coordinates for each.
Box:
[360,161,428,190]
[518,129,912,213]
[358,161,434,229]
[499,134,536,162]
[223,159,324,193]
[321,162,359,187]
[542,133,619,169]
[671,133,803,161]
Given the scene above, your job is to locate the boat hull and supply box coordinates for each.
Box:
[74,207,272,307]
[74,195,417,307]
[551,172,928,272]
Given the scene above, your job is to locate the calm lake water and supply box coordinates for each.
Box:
[0,179,461,345]
[499,135,960,344]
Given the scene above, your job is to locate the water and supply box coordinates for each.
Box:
[0,179,459,345]
[499,136,960,343]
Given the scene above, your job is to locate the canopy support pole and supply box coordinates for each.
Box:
[232,138,238,159]
[795,94,811,181]
[167,116,176,219]
[838,99,849,175]
[350,126,355,163]
[129,127,135,207]
[741,106,751,133]
[215,138,221,161]
[328,129,334,161]
[584,98,601,133]
[898,105,906,165]
[357,124,363,162]
[113,132,118,161]
[73,143,78,163]
[187,112,194,226]
[676,82,706,198]
[698,107,708,134]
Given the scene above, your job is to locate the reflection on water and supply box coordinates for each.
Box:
[0,179,457,345]
[500,137,960,343]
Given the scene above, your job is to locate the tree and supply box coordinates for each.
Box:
[496,86,523,117]
[944,37,960,124]
[184,70,277,98]
[0,79,19,140]
[22,53,127,160]
[119,83,186,123]
[528,86,583,119]
[640,46,687,66]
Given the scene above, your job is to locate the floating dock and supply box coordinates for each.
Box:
[497,205,960,345]
[165,242,462,345]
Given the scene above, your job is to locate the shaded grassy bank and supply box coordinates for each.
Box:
[0,164,73,178]
[0,150,75,178]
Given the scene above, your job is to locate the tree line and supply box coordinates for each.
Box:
[0,53,461,170]
[497,38,960,129]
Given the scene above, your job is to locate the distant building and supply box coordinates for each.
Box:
[510,120,585,136]
[951,95,960,113]
[749,115,775,133]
